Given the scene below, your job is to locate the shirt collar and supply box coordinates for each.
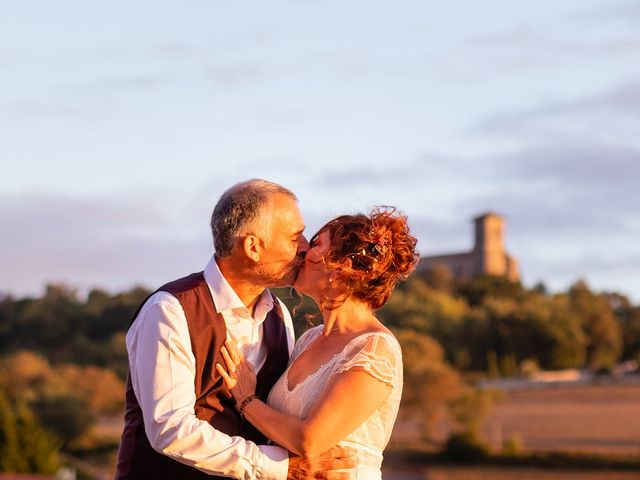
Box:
[203,255,274,319]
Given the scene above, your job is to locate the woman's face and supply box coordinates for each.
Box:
[293,229,332,298]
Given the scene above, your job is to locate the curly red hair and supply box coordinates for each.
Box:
[315,206,419,310]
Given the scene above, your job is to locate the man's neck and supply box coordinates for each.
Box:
[216,256,266,312]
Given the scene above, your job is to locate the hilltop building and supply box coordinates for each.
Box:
[419,212,519,282]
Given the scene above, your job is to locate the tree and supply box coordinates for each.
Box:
[0,351,53,403]
[457,274,524,307]
[57,364,124,415]
[605,293,640,363]
[621,307,640,363]
[420,265,455,294]
[0,391,61,474]
[32,393,94,447]
[569,281,622,371]
[0,352,112,447]
[394,329,466,439]
[379,277,468,364]
[481,294,586,371]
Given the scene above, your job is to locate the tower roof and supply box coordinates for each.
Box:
[473,211,504,222]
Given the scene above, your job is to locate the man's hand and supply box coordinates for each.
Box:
[287,446,357,480]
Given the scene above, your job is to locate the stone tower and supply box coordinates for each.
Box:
[419,212,519,282]
[473,213,508,276]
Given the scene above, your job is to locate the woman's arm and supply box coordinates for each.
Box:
[217,339,394,457]
[249,369,391,457]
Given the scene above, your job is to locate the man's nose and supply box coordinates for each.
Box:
[297,235,310,257]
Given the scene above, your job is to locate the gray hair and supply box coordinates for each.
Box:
[210,179,297,258]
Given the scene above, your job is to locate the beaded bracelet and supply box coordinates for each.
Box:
[238,394,257,419]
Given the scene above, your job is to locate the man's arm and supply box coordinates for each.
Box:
[126,292,288,480]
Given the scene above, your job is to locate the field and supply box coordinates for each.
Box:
[383,383,640,479]
[479,384,640,455]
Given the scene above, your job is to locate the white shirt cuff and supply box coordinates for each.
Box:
[257,445,289,480]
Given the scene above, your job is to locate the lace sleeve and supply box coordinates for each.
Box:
[333,333,401,387]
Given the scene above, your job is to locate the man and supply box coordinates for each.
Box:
[116,179,355,479]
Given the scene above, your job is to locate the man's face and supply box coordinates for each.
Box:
[254,193,308,287]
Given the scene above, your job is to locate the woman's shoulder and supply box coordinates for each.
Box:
[335,329,402,386]
[350,328,401,355]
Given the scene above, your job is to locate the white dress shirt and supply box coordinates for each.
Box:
[126,255,295,480]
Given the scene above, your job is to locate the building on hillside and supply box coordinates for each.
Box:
[419,212,519,282]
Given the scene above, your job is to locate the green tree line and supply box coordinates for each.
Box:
[378,267,640,374]
[2,273,637,377]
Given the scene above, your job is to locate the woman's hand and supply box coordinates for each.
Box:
[216,339,257,407]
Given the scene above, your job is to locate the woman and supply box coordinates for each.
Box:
[216,207,419,479]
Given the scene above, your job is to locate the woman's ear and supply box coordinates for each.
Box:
[242,235,261,263]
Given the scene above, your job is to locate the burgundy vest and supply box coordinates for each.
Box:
[115,272,290,479]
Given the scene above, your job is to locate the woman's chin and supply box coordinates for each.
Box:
[292,279,307,295]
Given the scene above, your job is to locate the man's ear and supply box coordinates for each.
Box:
[242,235,261,263]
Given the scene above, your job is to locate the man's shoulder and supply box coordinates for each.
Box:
[139,291,185,314]
[127,291,187,341]
[157,272,206,296]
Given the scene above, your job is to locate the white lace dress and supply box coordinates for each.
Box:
[267,326,403,479]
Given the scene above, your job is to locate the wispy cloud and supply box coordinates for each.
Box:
[472,28,640,59]
[475,80,640,137]
[571,0,640,26]
[0,191,211,296]
[317,153,466,188]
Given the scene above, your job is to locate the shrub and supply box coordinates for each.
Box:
[443,432,489,462]
[0,392,61,474]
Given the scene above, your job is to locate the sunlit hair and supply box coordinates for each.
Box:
[210,179,297,258]
[314,206,419,310]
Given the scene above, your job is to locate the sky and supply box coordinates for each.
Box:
[1,0,639,301]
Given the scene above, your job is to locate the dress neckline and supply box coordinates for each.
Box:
[284,327,397,393]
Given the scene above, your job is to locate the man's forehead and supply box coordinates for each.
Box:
[271,195,305,230]
[278,212,305,234]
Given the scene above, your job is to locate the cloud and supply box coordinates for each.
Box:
[571,0,640,26]
[470,81,640,211]
[205,63,270,88]
[476,81,640,138]
[317,153,464,188]
[4,100,98,118]
[0,191,211,296]
[496,141,640,194]
[472,28,555,51]
[447,140,640,244]
[472,28,640,58]
[405,214,475,255]
[0,191,168,238]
